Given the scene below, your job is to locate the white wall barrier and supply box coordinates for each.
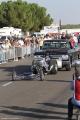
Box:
[5,48,15,61]
[0,50,5,63]
[0,45,40,63]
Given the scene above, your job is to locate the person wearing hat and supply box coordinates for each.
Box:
[68,62,80,120]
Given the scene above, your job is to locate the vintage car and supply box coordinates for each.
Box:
[31,51,61,76]
[41,39,80,71]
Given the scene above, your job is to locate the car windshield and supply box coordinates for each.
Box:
[42,41,70,49]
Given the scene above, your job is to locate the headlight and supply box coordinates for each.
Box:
[62,55,69,60]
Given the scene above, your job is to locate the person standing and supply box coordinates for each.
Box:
[68,61,80,120]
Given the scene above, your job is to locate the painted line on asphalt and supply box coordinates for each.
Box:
[2,82,13,87]
[1,118,21,120]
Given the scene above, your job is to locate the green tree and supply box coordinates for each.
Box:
[0,0,53,32]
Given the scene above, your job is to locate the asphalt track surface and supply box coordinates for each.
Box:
[0,57,77,120]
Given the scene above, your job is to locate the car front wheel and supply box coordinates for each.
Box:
[65,63,71,71]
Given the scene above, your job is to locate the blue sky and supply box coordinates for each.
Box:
[1,0,80,25]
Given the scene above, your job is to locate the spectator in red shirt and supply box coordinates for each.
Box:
[69,36,75,49]
[68,61,80,120]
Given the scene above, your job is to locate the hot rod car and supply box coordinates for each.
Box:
[31,51,62,78]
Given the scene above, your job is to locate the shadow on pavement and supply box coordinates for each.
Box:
[0,105,68,119]
[46,79,71,83]
[0,65,31,74]
[38,103,68,109]
[0,65,32,82]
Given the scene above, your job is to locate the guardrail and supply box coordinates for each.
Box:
[0,45,40,64]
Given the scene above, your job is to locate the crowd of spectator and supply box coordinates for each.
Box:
[0,32,80,63]
[61,32,79,49]
[0,32,80,51]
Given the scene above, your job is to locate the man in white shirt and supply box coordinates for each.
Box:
[18,39,24,46]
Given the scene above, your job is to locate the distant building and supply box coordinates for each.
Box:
[60,28,80,34]
[40,23,60,35]
[0,27,23,38]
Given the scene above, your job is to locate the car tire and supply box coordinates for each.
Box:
[32,68,38,74]
[50,60,58,74]
[39,68,45,81]
[65,63,71,71]
[12,70,16,81]
[53,64,58,74]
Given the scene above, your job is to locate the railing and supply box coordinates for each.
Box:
[0,45,40,64]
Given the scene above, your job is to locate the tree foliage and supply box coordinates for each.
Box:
[0,0,53,32]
